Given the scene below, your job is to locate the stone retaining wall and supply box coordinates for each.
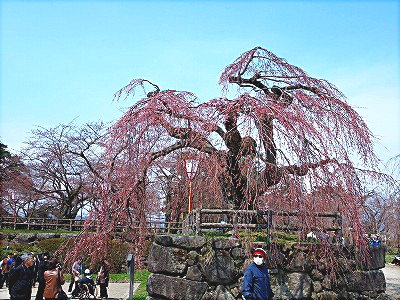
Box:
[146,235,392,300]
[0,232,78,246]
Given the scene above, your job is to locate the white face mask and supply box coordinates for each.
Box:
[253,257,264,265]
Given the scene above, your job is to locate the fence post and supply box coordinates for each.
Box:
[267,210,273,246]
[127,254,134,300]
[195,209,201,235]
[232,213,238,237]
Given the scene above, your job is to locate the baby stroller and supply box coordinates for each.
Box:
[72,269,97,299]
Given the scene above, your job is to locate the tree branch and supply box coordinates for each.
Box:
[281,159,333,176]
[228,75,271,95]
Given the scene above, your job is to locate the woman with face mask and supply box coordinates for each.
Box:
[242,248,275,300]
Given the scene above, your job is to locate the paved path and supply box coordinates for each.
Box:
[0,281,139,300]
[382,264,400,299]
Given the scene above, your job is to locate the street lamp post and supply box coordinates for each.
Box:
[184,158,199,214]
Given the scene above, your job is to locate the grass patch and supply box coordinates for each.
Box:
[133,270,150,300]
[386,254,396,264]
[60,271,148,283]
[109,273,129,282]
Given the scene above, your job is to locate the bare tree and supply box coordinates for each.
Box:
[19,122,106,219]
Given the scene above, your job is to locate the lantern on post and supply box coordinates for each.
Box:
[184,157,199,214]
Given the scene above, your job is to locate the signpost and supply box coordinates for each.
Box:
[126,253,134,300]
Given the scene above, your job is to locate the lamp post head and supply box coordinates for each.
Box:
[185,158,199,181]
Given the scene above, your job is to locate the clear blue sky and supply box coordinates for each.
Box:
[1,0,399,166]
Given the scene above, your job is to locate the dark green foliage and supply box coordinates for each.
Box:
[272,231,299,245]
[11,243,41,254]
[108,239,131,273]
[36,238,68,254]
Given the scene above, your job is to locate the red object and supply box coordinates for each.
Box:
[252,248,266,258]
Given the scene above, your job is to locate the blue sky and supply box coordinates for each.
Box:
[1,0,399,167]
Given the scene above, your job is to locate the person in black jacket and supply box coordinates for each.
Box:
[8,253,34,300]
[35,254,49,300]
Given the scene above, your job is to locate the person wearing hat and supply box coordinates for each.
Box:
[242,248,275,300]
[75,269,95,297]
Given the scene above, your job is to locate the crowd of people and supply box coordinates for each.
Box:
[0,252,110,300]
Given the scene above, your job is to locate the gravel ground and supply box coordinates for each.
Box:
[0,281,138,300]
[382,264,400,299]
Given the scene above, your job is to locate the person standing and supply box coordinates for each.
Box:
[35,255,49,300]
[0,253,12,288]
[68,256,84,294]
[97,259,110,299]
[43,258,65,300]
[8,253,34,300]
[242,248,275,300]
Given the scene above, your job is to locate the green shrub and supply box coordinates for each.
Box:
[36,238,68,254]
[11,242,41,254]
[108,239,131,273]
[386,254,396,263]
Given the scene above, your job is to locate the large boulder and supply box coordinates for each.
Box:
[230,247,245,261]
[265,250,286,269]
[147,274,208,300]
[211,238,240,250]
[285,251,314,272]
[172,236,207,250]
[366,245,386,270]
[59,233,77,239]
[200,250,238,285]
[270,272,312,299]
[13,233,36,243]
[147,244,187,275]
[316,291,338,300]
[186,265,203,281]
[376,294,397,300]
[215,285,236,300]
[36,233,59,240]
[342,270,386,292]
[154,235,173,247]
[155,235,207,250]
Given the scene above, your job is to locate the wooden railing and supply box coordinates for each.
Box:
[1,209,342,237]
[182,208,342,236]
[0,216,183,234]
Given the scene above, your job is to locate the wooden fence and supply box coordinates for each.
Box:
[182,208,342,236]
[1,209,342,237]
[0,216,182,234]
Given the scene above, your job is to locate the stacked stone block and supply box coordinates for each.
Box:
[146,235,390,300]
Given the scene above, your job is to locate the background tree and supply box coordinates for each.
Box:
[0,142,32,217]
[19,122,106,219]
[362,155,400,250]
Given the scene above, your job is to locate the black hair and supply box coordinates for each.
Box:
[47,259,58,270]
